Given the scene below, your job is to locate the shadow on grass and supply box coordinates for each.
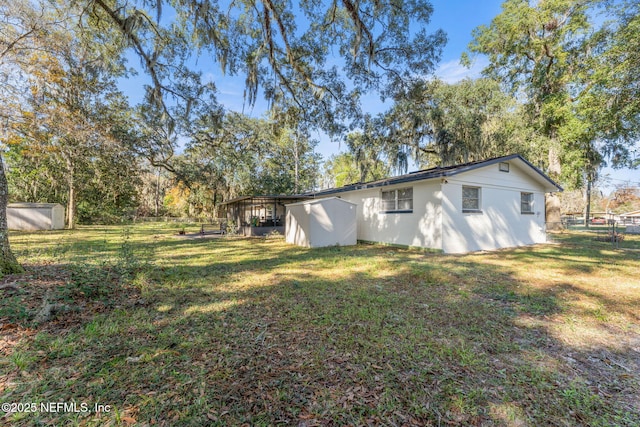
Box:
[0,261,142,328]
[2,227,639,426]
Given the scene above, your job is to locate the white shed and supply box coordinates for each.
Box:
[286,197,357,248]
[7,203,65,231]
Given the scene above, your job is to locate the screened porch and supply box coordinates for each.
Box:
[221,195,312,236]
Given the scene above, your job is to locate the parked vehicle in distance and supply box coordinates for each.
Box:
[591,217,606,225]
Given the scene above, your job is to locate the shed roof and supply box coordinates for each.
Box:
[307,154,563,197]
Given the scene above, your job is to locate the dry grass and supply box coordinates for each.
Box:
[1,224,639,426]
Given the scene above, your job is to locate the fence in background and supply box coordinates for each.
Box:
[131,216,224,224]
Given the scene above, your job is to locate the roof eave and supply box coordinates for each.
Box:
[309,154,563,197]
[441,154,563,193]
[221,194,313,205]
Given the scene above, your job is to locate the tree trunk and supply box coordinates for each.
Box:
[66,156,75,229]
[544,144,563,231]
[545,193,563,231]
[67,184,75,229]
[548,146,562,176]
[0,155,23,276]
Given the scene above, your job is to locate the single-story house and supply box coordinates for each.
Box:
[303,154,563,253]
[286,197,357,248]
[7,203,65,231]
[619,210,640,225]
[221,195,312,236]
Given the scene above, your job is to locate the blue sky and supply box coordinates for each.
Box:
[194,1,500,114]
[299,0,498,160]
[119,0,638,194]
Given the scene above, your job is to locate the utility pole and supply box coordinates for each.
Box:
[293,129,300,194]
[585,175,592,229]
[155,168,160,217]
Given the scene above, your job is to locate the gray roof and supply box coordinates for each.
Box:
[307,154,563,197]
[286,196,357,207]
[8,203,63,209]
[221,195,312,206]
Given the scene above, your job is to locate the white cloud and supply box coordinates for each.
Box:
[435,57,488,83]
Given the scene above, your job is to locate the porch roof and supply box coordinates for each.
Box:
[220,195,312,206]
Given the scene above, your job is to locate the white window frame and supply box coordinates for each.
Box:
[462,186,481,213]
[521,192,534,214]
[381,187,413,213]
[499,162,510,172]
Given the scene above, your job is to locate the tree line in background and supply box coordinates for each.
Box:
[1,0,639,272]
[324,0,640,219]
[6,105,322,222]
[2,0,447,233]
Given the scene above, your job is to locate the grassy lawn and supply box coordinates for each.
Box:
[1,223,639,426]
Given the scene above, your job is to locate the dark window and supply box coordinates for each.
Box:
[521,192,534,214]
[381,190,396,211]
[381,187,413,213]
[462,186,481,212]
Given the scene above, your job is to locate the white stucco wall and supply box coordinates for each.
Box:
[440,162,547,253]
[285,203,311,247]
[286,198,357,248]
[336,181,443,250]
[309,199,357,247]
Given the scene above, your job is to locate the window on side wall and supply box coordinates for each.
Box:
[521,192,534,214]
[381,187,413,213]
[462,186,481,213]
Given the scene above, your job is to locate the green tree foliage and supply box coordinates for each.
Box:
[252,127,321,195]
[83,0,447,132]
[466,0,590,182]
[5,31,141,227]
[581,0,640,168]
[135,166,173,217]
[0,0,78,273]
[185,112,274,198]
[172,111,320,216]
[382,78,548,168]
[322,78,542,184]
[466,0,638,190]
[345,123,397,181]
[0,0,446,272]
[3,0,449,203]
[322,151,390,188]
[5,132,141,225]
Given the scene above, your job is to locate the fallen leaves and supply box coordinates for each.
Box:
[2,227,640,426]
